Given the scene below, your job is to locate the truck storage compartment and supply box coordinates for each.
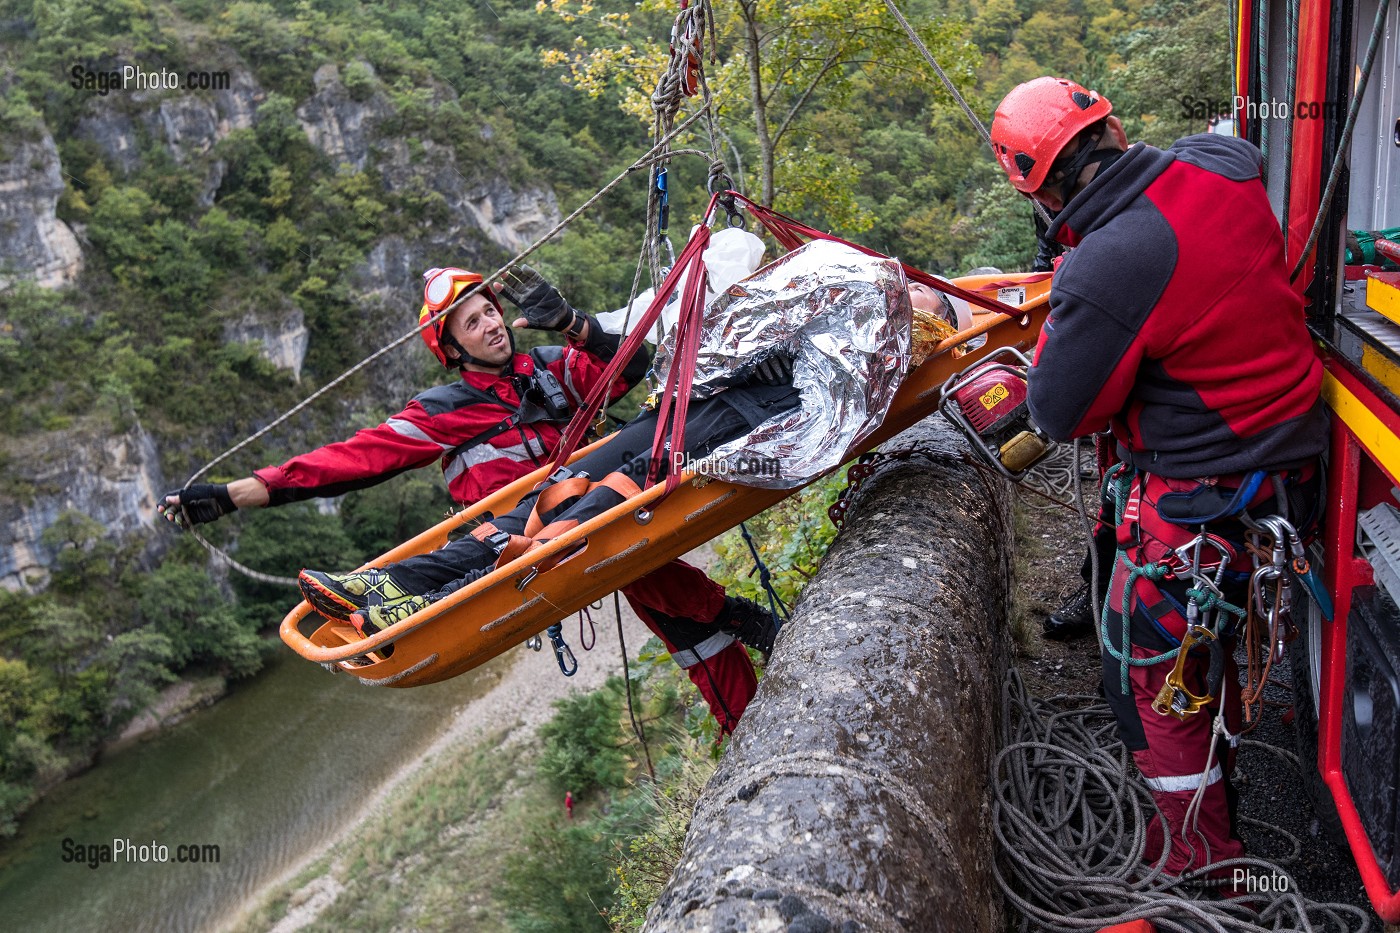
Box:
[1343,583,1400,888]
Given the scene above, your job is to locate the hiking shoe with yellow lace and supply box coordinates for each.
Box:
[350,594,436,636]
[298,567,411,622]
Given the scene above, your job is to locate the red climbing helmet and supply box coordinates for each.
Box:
[991,77,1113,194]
[418,268,510,369]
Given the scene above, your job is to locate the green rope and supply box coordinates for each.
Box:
[1102,553,1178,693]
[1097,464,1247,692]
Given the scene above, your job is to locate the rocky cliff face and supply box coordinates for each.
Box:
[0,130,82,288]
[0,421,165,592]
[0,56,564,590]
[296,63,392,173]
[223,303,310,381]
[74,69,265,206]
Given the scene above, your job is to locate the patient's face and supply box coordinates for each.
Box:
[908,282,956,327]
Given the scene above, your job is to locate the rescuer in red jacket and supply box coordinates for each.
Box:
[158,267,779,734]
[991,77,1327,880]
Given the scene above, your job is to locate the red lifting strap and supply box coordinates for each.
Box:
[549,191,1033,496]
[645,223,712,497]
[727,192,1027,318]
[548,200,718,481]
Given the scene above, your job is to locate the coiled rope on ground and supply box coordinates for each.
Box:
[993,669,1372,932]
[1019,438,1098,508]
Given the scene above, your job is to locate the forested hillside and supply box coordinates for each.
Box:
[0,0,1228,836]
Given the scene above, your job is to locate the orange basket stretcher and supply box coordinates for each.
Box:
[278,272,1051,687]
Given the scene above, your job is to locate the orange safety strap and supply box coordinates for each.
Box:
[472,519,537,570]
[495,533,538,567]
[523,472,644,539]
[524,476,595,537]
[532,518,580,543]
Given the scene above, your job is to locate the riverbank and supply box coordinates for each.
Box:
[226,595,654,932]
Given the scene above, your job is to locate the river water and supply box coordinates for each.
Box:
[0,646,504,932]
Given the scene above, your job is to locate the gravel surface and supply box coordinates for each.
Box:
[1013,483,1384,928]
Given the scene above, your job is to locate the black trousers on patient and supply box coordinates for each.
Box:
[387,383,801,595]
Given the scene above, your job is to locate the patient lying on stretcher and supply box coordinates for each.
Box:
[296,241,979,638]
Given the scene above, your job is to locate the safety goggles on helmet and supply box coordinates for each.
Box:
[423,267,481,312]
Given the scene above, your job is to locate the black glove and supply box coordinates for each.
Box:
[158,483,236,528]
[754,348,795,386]
[500,265,582,335]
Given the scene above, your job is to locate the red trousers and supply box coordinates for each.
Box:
[623,560,757,735]
[1101,469,1318,876]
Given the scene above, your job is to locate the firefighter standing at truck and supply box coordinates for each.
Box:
[990,77,1328,880]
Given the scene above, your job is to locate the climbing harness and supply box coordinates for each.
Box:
[1099,462,1324,729]
[1098,466,1248,697]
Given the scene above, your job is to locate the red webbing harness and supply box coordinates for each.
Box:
[547,192,1030,509]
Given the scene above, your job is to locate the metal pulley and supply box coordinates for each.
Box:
[1152,624,1226,719]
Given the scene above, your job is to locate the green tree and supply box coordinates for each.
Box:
[339,472,446,557]
[537,679,628,799]
[540,0,979,228]
[1113,0,1231,144]
[959,179,1040,272]
[139,563,263,676]
[499,823,615,933]
[229,503,358,623]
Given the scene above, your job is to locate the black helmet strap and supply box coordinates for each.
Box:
[1051,123,1124,205]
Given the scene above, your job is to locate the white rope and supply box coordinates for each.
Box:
[995,669,1373,931]
[881,0,1054,227]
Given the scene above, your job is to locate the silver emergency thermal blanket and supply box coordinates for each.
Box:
[654,239,912,489]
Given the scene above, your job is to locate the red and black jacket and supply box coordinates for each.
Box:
[255,325,647,505]
[1028,134,1327,478]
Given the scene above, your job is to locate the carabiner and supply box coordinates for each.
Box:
[706,165,747,229]
[655,166,670,236]
[547,622,578,677]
